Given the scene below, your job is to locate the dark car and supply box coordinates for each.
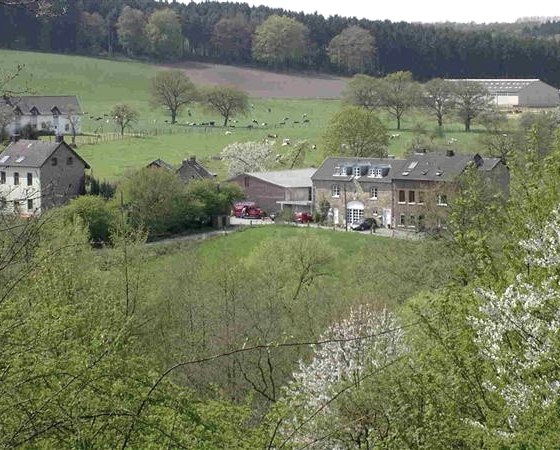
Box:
[294,211,313,223]
[350,217,377,231]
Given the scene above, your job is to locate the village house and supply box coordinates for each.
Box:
[146,156,216,182]
[312,151,508,230]
[1,95,82,137]
[228,168,316,214]
[0,136,90,215]
[312,157,405,227]
[391,150,508,230]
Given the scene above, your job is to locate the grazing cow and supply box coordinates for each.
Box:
[209,121,215,126]
[303,118,310,123]
[390,133,400,139]
[311,144,317,150]
[283,117,289,121]
[225,130,232,135]
[293,121,300,124]
[267,108,272,112]
[252,119,259,124]
[302,113,307,118]
[267,133,278,138]
[261,122,267,126]
[279,121,286,125]
[282,138,291,146]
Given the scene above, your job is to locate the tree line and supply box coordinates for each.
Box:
[2,0,560,84]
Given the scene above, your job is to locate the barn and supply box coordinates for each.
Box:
[446,79,560,108]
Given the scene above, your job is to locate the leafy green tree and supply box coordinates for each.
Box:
[111,102,138,136]
[211,14,252,62]
[327,25,376,73]
[116,6,148,56]
[343,74,384,110]
[452,80,492,132]
[381,71,421,130]
[118,167,190,235]
[252,15,308,66]
[185,179,245,220]
[63,195,118,244]
[146,8,183,60]
[423,78,455,127]
[322,106,389,157]
[151,70,198,124]
[201,85,249,126]
[77,11,105,54]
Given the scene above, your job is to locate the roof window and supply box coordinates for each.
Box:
[408,161,418,169]
[0,155,10,163]
[15,156,25,163]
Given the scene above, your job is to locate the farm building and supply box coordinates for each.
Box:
[228,168,316,214]
[446,79,559,108]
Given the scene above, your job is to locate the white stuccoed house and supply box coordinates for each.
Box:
[1,95,82,137]
[0,137,90,216]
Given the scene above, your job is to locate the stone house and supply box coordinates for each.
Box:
[228,168,316,214]
[392,150,508,230]
[176,156,216,182]
[0,137,90,215]
[312,157,405,227]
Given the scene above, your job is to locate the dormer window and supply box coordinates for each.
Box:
[353,166,361,177]
[333,166,341,176]
[368,167,383,178]
[30,107,39,116]
[13,107,22,116]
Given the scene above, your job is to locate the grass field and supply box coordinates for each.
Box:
[2,49,508,181]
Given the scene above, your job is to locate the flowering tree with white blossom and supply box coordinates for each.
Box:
[273,305,406,449]
[470,206,560,435]
[221,141,274,177]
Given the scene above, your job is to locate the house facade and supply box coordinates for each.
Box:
[228,168,316,214]
[0,137,90,215]
[312,151,508,230]
[446,79,560,108]
[312,157,404,227]
[1,95,82,136]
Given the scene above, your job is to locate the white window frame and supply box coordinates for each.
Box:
[353,166,361,178]
[437,194,448,206]
[331,184,340,198]
[370,186,378,200]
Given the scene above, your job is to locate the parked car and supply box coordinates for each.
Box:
[350,217,377,231]
[232,202,266,219]
[294,211,313,223]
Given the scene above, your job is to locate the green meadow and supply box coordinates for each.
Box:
[3,49,502,180]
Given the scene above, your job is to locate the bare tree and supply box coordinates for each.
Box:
[423,78,455,128]
[150,70,198,124]
[111,103,138,137]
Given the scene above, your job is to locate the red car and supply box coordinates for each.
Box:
[233,202,266,219]
[294,211,313,223]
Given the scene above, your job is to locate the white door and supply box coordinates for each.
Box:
[333,208,339,225]
[383,208,391,228]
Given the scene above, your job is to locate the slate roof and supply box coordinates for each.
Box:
[146,158,174,171]
[393,151,479,181]
[245,168,317,188]
[177,157,216,180]
[0,139,90,169]
[312,157,405,183]
[446,79,547,93]
[1,95,82,115]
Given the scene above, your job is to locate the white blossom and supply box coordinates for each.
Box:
[220,141,274,177]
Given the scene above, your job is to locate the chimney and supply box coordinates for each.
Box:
[446,149,455,157]
[55,134,64,143]
[189,156,196,163]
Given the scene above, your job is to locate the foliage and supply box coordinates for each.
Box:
[62,194,118,244]
[452,80,492,132]
[342,74,383,110]
[322,106,389,157]
[423,78,455,127]
[87,176,116,199]
[380,71,422,130]
[77,11,105,55]
[221,140,275,176]
[116,6,148,57]
[118,167,193,235]
[273,306,406,449]
[211,14,252,62]
[111,102,139,136]
[201,85,249,126]
[150,69,198,124]
[146,8,183,60]
[327,26,376,73]
[185,178,245,219]
[252,15,308,66]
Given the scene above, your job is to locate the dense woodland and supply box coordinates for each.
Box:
[2,0,560,84]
